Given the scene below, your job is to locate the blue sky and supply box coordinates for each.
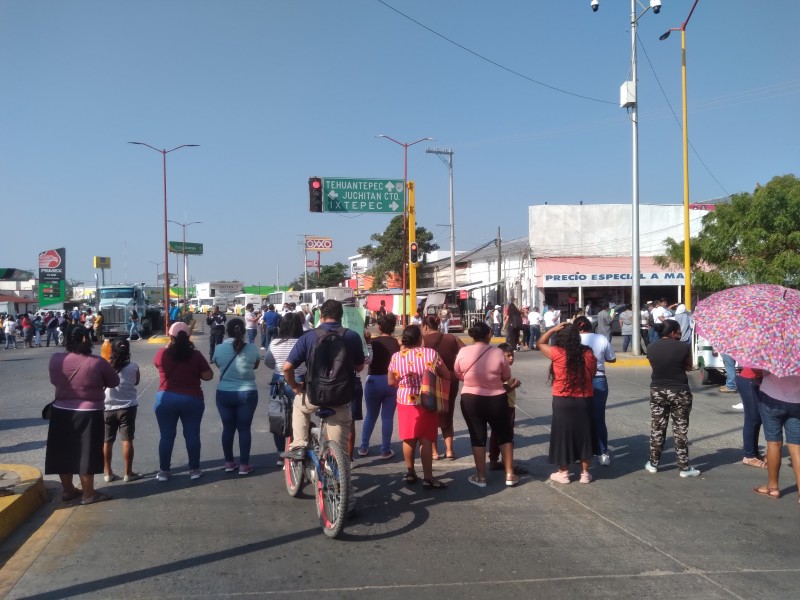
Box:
[2,1,798,288]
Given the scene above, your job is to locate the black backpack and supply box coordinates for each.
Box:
[306,326,354,407]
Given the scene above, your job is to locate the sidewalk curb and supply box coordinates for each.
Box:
[0,464,46,544]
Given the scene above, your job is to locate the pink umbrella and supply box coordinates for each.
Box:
[693,284,800,377]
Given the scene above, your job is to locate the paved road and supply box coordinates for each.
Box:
[1,331,798,599]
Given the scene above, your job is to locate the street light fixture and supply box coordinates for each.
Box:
[128,141,199,334]
[147,260,164,289]
[660,0,700,311]
[167,219,202,311]
[425,147,456,289]
[376,134,433,325]
[593,0,660,356]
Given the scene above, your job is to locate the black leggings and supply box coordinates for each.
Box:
[460,393,513,447]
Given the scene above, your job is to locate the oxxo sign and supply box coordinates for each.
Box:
[305,237,333,252]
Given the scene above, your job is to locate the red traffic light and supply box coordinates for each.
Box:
[409,242,419,264]
[312,180,321,189]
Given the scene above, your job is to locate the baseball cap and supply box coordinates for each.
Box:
[169,322,191,337]
[495,305,501,309]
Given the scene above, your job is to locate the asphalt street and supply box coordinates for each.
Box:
[1,326,799,600]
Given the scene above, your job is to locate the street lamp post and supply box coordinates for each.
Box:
[660,0,700,311]
[128,142,199,334]
[376,134,433,325]
[595,0,661,356]
[167,219,202,312]
[147,260,163,289]
[425,147,456,288]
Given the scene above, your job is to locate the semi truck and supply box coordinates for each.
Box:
[97,284,156,338]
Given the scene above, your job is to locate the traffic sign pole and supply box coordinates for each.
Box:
[408,181,416,324]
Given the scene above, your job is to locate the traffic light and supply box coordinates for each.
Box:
[409,241,419,264]
[309,177,323,212]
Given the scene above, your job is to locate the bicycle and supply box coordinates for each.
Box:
[284,403,351,539]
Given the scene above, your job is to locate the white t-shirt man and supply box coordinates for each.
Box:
[579,332,617,376]
[650,304,671,323]
[529,310,543,327]
[543,310,556,329]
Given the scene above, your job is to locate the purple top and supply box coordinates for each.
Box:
[51,353,120,411]
[760,372,800,404]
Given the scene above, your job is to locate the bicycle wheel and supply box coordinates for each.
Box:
[284,436,305,497]
[316,440,350,539]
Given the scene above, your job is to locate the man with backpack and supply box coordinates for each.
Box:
[281,300,366,459]
[281,300,366,511]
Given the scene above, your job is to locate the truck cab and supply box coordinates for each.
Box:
[97,284,152,338]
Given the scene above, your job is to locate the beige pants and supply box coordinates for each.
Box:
[290,394,352,451]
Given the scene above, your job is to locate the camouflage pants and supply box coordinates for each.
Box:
[649,387,693,470]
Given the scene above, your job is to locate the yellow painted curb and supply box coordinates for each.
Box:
[147,335,170,344]
[0,464,46,544]
[607,357,650,368]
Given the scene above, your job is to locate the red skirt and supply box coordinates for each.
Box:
[397,403,438,442]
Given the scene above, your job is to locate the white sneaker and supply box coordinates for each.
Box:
[189,470,203,480]
[599,453,611,466]
[679,467,701,478]
[644,461,658,473]
[156,471,170,482]
[732,403,744,410]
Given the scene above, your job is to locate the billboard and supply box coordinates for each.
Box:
[94,256,111,269]
[38,247,66,307]
[305,237,333,252]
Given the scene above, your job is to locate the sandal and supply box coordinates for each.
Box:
[422,478,448,490]
[468,475,486,488]
[753,485,780,499]
[432,453,442,461]
[505,474,519,487]
[80,492,113,505]
[742,456,767,468]
[445,453,457,461]
[61,488,82,502]
[404,472,419,485]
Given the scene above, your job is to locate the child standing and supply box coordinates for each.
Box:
[103,338,142,482]
[488,343,522,470]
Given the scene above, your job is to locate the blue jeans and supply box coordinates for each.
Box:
[154,391,205,471]
[493,324,501,337]
[360,374,398,454]
[529,325,541,347]
[622,334,632,352]
[216,389,258,465]
[759,392,800,445]
[736,375,762,458]
[129,320,140,339]
[721,354,737,391]
[648,326,659,344]
[45,327,59,346]
[591,375,609,454]
[262,326,277,349]
[246,328,257,344]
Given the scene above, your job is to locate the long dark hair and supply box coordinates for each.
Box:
[226,317,246,353]
[277,312,305,341]
[109,337,132,372]
[167,331,195,361]
[548,324,588,390]
[401,325,422,348]
[66,325,92,356]
[655,319,681,338]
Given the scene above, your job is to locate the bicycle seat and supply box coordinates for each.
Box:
[314,408,336,419]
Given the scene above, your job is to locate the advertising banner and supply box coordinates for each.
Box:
[305,237,333,252]
[38,247,66,307]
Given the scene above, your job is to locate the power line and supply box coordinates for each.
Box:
[375,0,616,106]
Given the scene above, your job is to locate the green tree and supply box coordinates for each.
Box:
[655,174,800,291]
[357,215,439,291]
[288,262,349,290]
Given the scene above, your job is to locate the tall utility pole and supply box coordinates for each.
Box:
[425,147,456,288]
[496,227,502,306]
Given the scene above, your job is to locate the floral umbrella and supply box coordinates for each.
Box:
[693,284,800,378]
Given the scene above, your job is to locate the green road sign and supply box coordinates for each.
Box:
[322,178,405,213]
[169,241,204,255]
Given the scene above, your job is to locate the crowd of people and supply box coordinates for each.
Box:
[43,296,799,510]
[1,308,106,350]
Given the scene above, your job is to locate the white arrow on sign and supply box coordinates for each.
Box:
[389,200,399,211]
[386,182,395,192]
[327,190,339,200]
